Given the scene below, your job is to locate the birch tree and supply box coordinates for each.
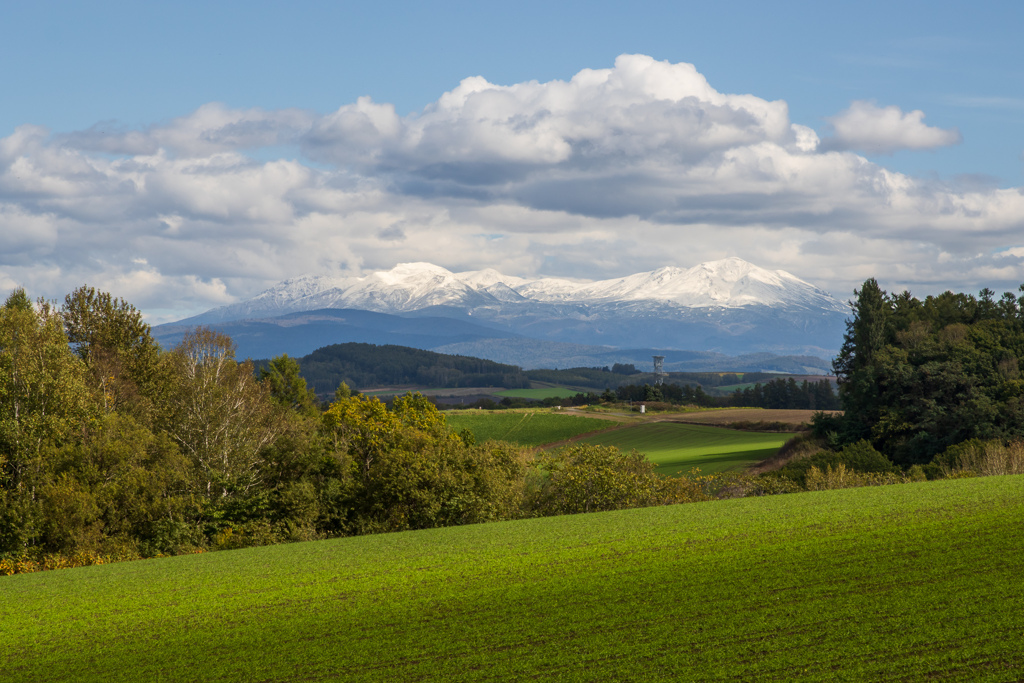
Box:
[159,328,281,499]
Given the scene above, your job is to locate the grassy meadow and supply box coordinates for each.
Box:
[578,422,791,475]
[3,475,1023,682]
[445,410,611,447]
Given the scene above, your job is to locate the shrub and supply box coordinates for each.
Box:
[934,439,1024,477]
[749,432,825,474]
[773,440,896,488]
[803,463,911,491]
[527,445,662,515]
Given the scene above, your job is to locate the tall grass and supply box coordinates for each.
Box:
[942,439,1024,477]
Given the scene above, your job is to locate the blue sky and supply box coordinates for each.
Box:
[2,0,1023,321]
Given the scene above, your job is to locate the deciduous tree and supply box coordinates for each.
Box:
[157,328,281,499]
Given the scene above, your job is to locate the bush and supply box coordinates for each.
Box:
[749,432,825,475]
[933,439,1024,478]
[738,474,804,497]
[527,445,662,515]
[810,410,844,446]
[774,440,896,488]
[803,463,910,491]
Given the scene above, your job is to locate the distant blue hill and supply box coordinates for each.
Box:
[152,308,523,360]
[153,306,832,374]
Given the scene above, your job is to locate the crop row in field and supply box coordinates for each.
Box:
[577,422,791,475]
[4,475,1023,682]
[444,410,611,447]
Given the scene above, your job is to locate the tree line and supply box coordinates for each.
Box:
[0,287,714,569]
[6,278,1019,573]
[612,378,838,410]
[824,279,1024,465]
[523,366,779,391]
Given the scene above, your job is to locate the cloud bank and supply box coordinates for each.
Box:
[823,100,962,154]
[1,54,1021,322]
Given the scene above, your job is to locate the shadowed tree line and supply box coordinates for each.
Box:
[612,378,838,410]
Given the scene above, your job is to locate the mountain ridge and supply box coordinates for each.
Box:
[181,257,846,325]
[160,257,849,368]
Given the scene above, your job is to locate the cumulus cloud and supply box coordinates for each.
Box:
[0,55,1021,322]
[822,100,962,154]
[304,55,808,171]
[55,103,316,158]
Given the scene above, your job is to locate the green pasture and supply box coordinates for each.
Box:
[445,410,611,447]
[578,422,790,475]
[4,476,1024,681]
[494,386,582,400]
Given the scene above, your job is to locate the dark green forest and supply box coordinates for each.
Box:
[613,377,839,410]
[826,279,1024,465]
[283,343,530,397]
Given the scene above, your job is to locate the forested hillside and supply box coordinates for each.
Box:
[288,343,530,396]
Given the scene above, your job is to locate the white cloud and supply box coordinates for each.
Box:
[822,100,962,154]
[0,55,1021,322]
[304,54,807,171]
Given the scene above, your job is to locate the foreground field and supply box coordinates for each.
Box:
[577,422,790,475]
[4,476,1023,682]
[445,410,611,447]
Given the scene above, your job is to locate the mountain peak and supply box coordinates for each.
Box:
[165,257,846,363]
[373,262,455,284]
[179,257,845,326]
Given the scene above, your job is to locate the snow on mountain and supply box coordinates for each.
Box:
[481,282,529,303]
[169,258,850,361]
[299,262,491,312]
[503,259,836,311]
[510,258,843,312]
[455,268,529,289]
[184,258,846,325]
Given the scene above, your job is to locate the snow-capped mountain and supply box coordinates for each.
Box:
[187,258,846,323]
[506,259,843,310]
[168,258,849,363]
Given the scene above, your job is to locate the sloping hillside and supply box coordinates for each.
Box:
[4,476,1022,682]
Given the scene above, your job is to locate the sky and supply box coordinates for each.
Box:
[2,0,1023,322]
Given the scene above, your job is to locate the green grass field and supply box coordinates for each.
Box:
[494,387,582,400]
[578,422,790,475]
[445,410,610,447]
[4,476,1023,681]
